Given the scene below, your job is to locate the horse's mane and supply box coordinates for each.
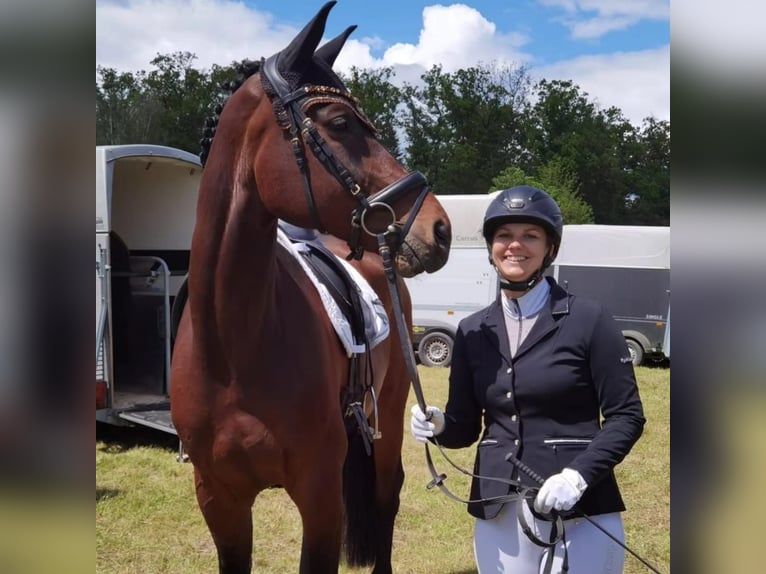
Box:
[199,59,262,167]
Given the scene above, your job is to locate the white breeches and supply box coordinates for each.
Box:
[473,500,625,574]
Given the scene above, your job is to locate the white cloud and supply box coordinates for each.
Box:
[568,16,636,39]
[96,1,668,125]
[539,0,669,39]
[96,0,299,72]
[539,0,668,19]
[535,45,670,124]
[380,4,530,70]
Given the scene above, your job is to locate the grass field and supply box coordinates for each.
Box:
[96,365,669,573]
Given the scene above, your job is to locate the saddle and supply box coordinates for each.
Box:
[170,225,386,453]
[278,223,383,453]
[279,223,368,352]
[170,225,389,356]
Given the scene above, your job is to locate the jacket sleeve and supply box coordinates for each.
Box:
[567,304,646,487]
[433,325,483,448]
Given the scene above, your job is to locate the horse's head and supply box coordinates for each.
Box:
[200,0,450,275]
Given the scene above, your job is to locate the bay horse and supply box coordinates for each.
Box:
[170,2,451,573]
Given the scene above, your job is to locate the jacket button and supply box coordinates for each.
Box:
[506,367,513,374]
[511,415,518,422]
[514,439,519,446]
[506,391,512,399]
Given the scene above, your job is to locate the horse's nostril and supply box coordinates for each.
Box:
[434,219,451,247]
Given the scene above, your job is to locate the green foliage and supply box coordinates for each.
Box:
[95,54,668,225]
[621,117,670,225]
[402,63,531,195]
[490,160,595,224]
[97,52,240,155]
[341,66,404,160]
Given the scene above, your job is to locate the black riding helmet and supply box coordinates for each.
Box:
[482,186,564,292]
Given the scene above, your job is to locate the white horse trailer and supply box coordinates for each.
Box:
[96,145,201,435]
[405,194,670,368]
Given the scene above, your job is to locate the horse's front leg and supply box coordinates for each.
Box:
[194,467,255,574]
[285,429,346,574]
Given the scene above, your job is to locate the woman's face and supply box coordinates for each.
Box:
[491,222,550,283]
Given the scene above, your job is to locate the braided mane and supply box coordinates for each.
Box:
[199,59,262,166]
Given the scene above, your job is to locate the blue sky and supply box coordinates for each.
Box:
[96,0,669,125]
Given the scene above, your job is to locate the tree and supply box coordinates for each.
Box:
[523,80,632,223]
[95,55,668,226]
[620,117,670,225]
[402,63,530,195]
[96,67,159,145]
[489,159,594,224]
[97,52,237,154]
[142,52,220,153]
[341,67,405,160]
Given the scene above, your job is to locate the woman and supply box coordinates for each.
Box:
[411,186,645,573]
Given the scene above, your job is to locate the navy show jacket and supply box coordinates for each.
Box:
[435,277,646,519]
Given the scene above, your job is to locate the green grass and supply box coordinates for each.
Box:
[96,365,669,573]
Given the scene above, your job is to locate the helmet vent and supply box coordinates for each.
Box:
[505,197,525,209]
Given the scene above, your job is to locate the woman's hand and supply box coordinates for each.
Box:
[410,404,446,443]
[534,468,588,513]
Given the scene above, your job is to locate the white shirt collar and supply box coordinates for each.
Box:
[501,279,551,319]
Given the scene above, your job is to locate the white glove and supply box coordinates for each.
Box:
[534,468,588,514]
[410,404,446,443]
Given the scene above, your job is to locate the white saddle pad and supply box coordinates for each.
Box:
[276,228,390,357]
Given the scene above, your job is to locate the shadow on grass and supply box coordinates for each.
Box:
[642,358,670,370]
[96,422,178,453]
[96,487,121,502]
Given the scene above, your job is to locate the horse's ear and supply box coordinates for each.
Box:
[315,25,357,68]
[278,0,336,76]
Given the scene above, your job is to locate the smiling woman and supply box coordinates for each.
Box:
[409,186,648,574]
[490,222,550,287]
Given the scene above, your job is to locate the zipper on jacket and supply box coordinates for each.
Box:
[543,438,592,445]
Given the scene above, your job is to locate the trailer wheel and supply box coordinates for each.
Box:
[418,331,453,368]
[625,338,644,366]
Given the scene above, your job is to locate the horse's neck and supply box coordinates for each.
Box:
[191,172,279,340]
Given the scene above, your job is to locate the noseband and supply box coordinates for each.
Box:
[261,54,430,259]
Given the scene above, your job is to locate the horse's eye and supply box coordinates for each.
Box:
[329,115,349,131]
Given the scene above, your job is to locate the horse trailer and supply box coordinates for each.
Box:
[96,145,202,436]
[405,194,670,367]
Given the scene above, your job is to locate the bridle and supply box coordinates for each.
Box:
[261,54,430,260]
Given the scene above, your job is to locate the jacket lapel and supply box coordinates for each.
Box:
[480,279,571,363]
[514,280,570,360]
[479,298,513,367]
